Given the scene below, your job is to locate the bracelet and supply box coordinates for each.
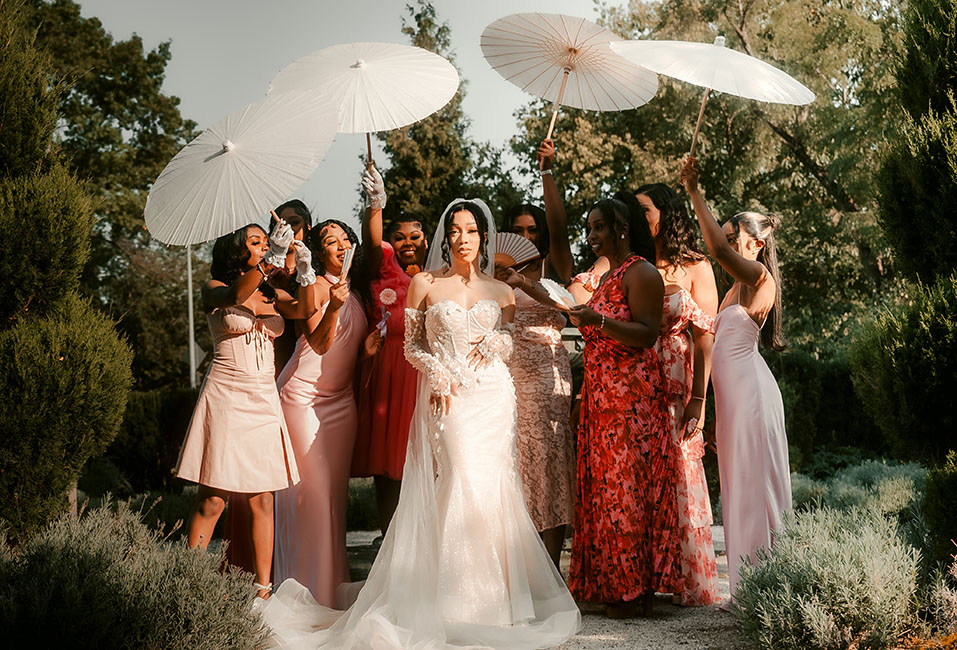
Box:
[689,396,705,402]
[540,169,552,176]
[256,262,268,279]
[599,314,605,330]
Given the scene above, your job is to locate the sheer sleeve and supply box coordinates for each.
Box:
[476,322,515,364]
[404,308,456,396]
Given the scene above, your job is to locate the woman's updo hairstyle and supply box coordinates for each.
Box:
[440,201,490,269]
[727,211,786,351]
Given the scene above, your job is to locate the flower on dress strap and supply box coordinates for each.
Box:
[379,288,397,306]
[404,264,421,277]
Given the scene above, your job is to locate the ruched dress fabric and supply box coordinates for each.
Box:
[353,243,418,480]
[508,289,575,532]
[175,305,299,492]
[570,255,679,603]
[274,284,368,608]
[711,300,791,597]
[261,299,580,650]
[655,289,719,606]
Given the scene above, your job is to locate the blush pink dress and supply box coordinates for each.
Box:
[273,280,368,607]
[175,305,299,492]
[352,243,419,480]
[655,289,719,606]
[711,294,791,597]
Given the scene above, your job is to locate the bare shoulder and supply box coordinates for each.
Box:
[204,279,226,291]
[625,257,663,286]
[407,271,435,309]
[488,275,515,306]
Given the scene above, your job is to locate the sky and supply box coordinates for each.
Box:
[76,0,608,232]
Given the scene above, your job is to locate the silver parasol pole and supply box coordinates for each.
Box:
[186,244,196,388]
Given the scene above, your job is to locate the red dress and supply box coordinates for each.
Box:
[352,243,419,479]
[570,255,680,603]
[656,289,719,605]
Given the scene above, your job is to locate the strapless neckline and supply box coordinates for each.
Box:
[425,298,500,315]
[716,304,760,331]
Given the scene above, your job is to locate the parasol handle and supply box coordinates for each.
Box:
[270,210,280,224]
[545,68,571,141]
[366,133,374,170]
[689,88,711,157]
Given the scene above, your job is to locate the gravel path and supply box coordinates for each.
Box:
[346,526,752,650]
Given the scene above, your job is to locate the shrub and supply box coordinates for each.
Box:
[849,275,957,465]
[0,501,267,650]
[925,452,957,565]
[106,387,200,492]
[735,506,920,650]
[0,293,132,542]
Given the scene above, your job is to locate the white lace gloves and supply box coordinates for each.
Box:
[362,166,387,211]
[475,325,514,365]
[292,241,316,286]
[264,220,295,268]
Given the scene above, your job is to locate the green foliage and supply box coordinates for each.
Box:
[105,387,200,492]
[925,452,957,565]
[0,293,132,541]
[512,0,906,353]
[768,349,882,471]
[19,0,200,390]
[896,0,957,121]
[377,1,524,232]
[0,501,266,650]
[734,507,920,650]
[0,2,60,178]
[877,106,957,280]
[849,274,957,464]
[347,478,378,532]
[0,165,95,321]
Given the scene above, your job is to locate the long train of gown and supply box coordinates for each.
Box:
[711,302,791,596]
[261,299,579,650]
[274,289,367,607]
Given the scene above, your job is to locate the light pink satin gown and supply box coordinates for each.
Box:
[273,282,368,608]
[711,294,791,597]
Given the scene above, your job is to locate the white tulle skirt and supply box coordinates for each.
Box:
[261,365,580,649]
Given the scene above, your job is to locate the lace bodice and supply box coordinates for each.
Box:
[404,299,514,396]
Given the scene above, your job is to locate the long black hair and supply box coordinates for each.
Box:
[608,190,656,263]
[440,201,490,269]
[272,198,313,230]
[727,211,786,351]
[309,219,371,310]
[634,183,705,267]
[210,223,276,301]
[504,203,549,256]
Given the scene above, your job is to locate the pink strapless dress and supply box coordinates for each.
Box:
[352,242,419,480]
[655,289,718,605]
[711,302,791,597]
[274,288,368,607]
[175,305,299,492]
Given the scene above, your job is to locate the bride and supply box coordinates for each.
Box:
[262,199,580,650]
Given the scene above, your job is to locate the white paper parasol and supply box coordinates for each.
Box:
[481,13,659,139]
[145,88,338,246]
[269,42,460,164]
[611,36,815,155]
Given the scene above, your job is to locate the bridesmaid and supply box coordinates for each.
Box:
[679,156,791,601]
[496,139,575,569]
[566,195,675,618]
[176,221,315,600]
[273,217,381,607]
[636,182,720,606]
[352,166,429,536]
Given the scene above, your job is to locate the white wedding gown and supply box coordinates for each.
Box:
[262,299,580,650]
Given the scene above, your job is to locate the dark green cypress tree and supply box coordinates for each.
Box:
[0,2,132,543]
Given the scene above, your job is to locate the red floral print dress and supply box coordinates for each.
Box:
[570,255,680,603]
[656,288,719,606]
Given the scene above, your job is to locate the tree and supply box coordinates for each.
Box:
[876,0,957,281]
[22,0,200,389]
[0,2,132,542]
[511,0,907,354]
[377,1,523,233]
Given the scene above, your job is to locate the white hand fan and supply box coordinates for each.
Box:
[494,232,540,268]
[339,246,356,282]
[539,278,576,309]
